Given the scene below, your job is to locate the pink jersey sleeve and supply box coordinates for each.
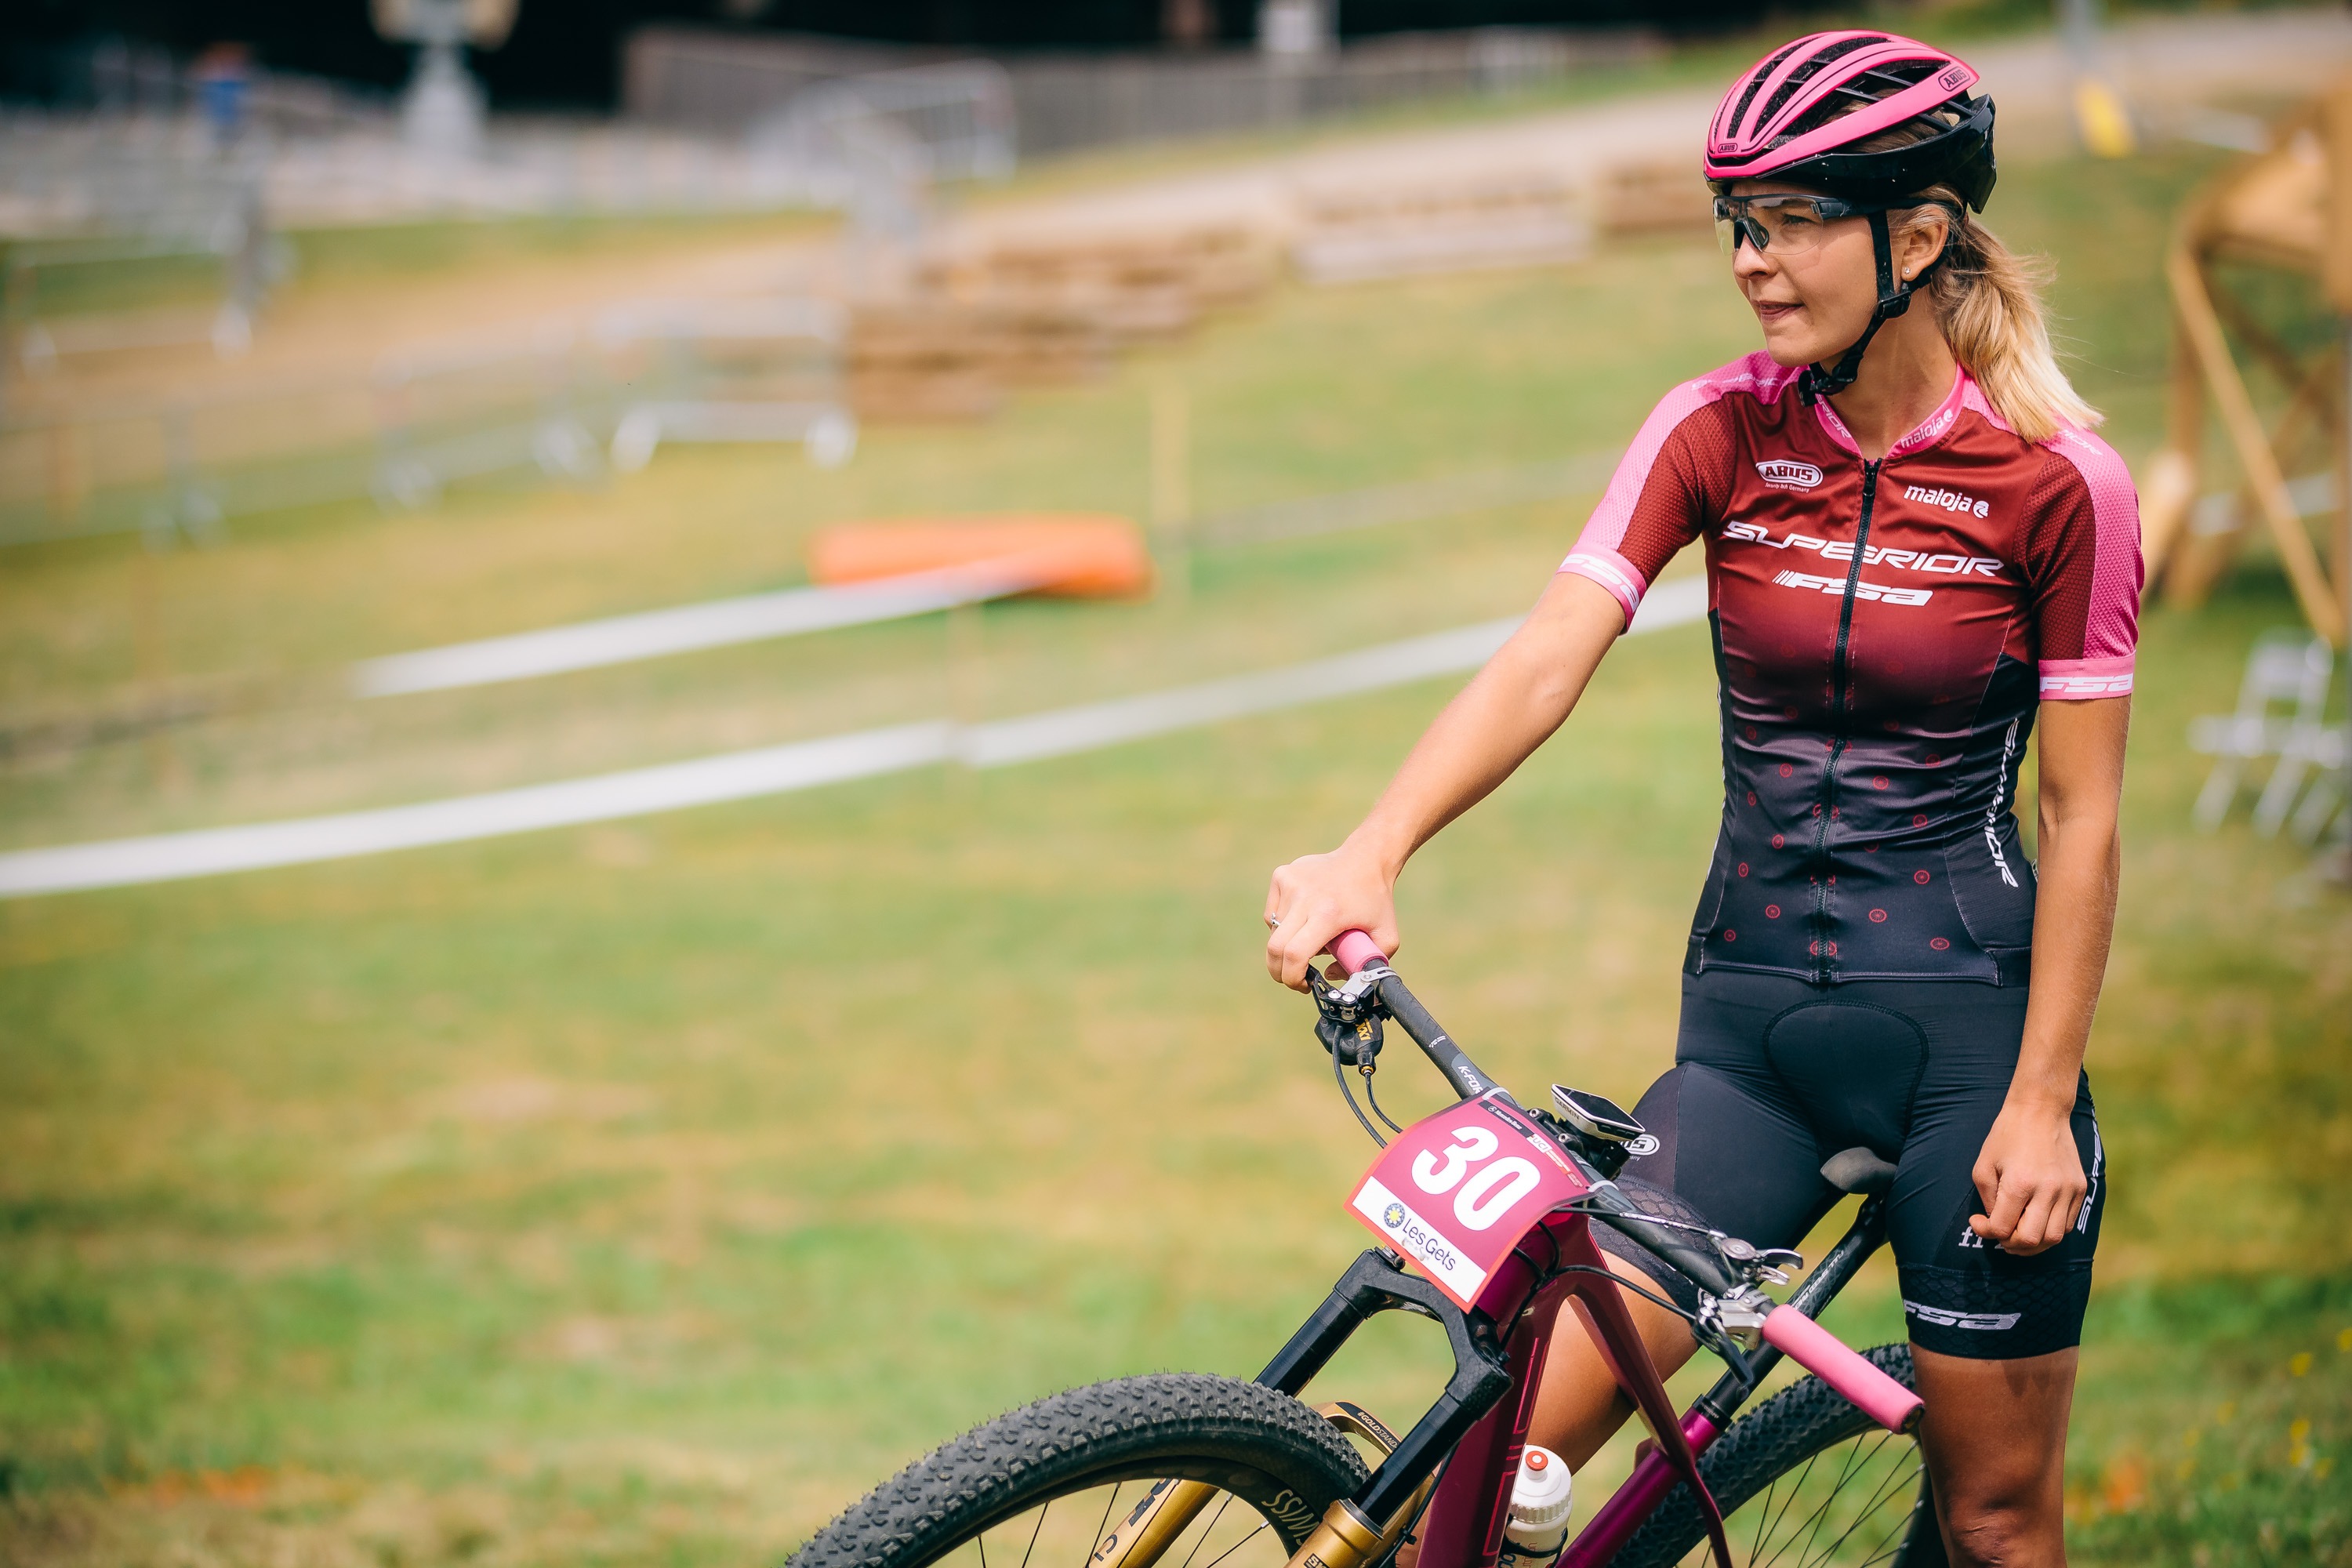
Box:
[1559,359,1766,626]
[2026,430,2143,700]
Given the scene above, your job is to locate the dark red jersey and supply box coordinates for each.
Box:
[1562,354,2142,985]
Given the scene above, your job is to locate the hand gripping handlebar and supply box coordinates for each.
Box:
[1327,929,1925,1436]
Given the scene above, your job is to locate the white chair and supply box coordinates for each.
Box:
[2188,631,2344,840]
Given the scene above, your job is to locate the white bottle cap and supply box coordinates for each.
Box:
[1506,1445,1575,1550]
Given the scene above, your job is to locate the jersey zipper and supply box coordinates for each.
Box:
[1809,457,1880,982]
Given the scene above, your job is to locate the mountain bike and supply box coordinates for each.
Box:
[790,932,1944,1568]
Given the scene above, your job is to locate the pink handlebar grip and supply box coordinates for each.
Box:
[1330,929,1389,975]
[1760,1307,1924,1433]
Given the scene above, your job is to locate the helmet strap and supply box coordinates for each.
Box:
[1798,210,1934,405]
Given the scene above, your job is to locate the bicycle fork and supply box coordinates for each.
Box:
[1091,1189,1893,1568]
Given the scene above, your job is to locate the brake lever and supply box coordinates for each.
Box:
[1692,1292,1764,1392]
[1714,1235,1804,1287]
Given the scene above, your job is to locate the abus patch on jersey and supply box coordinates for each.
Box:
[1755,459,1821,490]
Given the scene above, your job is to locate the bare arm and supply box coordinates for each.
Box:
[1969,695,2129,1254]
[1263,572,1627,989]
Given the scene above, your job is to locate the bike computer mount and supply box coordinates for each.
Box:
[1543,1087,1647,1178]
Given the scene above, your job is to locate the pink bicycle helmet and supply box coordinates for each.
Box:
[1704,31,1997,212]
[1703,31,1998,401]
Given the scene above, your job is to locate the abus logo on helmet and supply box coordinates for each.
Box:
[1755,459,1822,490]
[1938,64,1969,92]
[1904,484,1990,519]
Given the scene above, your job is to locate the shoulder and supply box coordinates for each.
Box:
[1632,352,1801,459]
[1651,352,1804,424]
[2032,425,2140,521]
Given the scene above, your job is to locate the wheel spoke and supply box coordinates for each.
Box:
[1843,1489,1926,1568]
[1751,1449,1825,1567]
[1020,1498,1051,1568]
[1751,1472,1781,1563]
[1767,1431,1882,1568]
[1180,1494,1237,1568]
[1084,1484,1123,1568]
[1198,1522,1269,1568]
[1797,1454,1920,1568]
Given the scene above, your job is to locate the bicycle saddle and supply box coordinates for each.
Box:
[1820,1147,1898,1196]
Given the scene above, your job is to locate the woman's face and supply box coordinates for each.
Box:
[1726,181,1944,368]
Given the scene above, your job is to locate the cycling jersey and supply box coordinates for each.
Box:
[1561,354,2143,984]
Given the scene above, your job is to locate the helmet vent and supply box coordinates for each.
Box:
[1754,34,1886,128]
[1728,38,1810,137]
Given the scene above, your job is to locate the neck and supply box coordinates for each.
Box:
[1823,308,1959,461]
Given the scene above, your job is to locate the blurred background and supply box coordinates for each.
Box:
[0,0,2347,1563]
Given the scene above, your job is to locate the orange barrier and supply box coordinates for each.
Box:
[807,514,1156,599]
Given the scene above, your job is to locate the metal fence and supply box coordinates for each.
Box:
[0,299,854,549]
[623,26,1663,158]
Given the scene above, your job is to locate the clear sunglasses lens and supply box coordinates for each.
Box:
[1745,198,1839,254]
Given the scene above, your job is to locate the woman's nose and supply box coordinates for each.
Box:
[1732,242,1775,281]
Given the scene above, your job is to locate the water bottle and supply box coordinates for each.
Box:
[1497,1445,1574,1568]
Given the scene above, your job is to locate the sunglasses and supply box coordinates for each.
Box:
[1712,193,1884,256]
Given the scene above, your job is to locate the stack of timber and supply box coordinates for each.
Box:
[1289,172,1589,283]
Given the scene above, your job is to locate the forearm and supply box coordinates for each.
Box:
[2012,808,2117,1109]
[2013,697,2131,1111]
[1347,574,1624,878]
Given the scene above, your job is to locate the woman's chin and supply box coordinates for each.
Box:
[1758,336,1820,369]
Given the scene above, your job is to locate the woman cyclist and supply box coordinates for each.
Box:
[1265,33,2137,1567]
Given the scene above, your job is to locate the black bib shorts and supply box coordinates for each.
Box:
[1596,967,2104,1362]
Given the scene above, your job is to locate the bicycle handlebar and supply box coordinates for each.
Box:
[1762,1306,1925,1432]
[1327,931,1924,1435]
[1329,930,1495,1102]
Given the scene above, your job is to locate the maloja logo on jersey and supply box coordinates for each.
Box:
[1904,485,1990,519]
[1755,459,1822,490]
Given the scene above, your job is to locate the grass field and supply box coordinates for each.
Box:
[2,126,2348,1568]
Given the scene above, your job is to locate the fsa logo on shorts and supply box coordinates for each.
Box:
[1755,459,1822,490]
[1905,484,1990,518]
[1905,1300,2022,1332]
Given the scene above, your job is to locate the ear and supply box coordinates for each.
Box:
[1896,209,1951,283]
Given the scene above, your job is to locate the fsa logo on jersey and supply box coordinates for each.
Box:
[1755,459,1822,490]
[1905,484,1990,518]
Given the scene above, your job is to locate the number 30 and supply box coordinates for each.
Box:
[1410,1125,1541,1232]
[1411,1127,1497,1195]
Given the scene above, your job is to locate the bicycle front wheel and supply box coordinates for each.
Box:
[789,1373,1370,1568]
[1610,1344,1945,1568]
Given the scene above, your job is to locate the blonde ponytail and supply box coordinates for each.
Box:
[1896,196,2101,443]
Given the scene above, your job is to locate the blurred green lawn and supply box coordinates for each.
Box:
[2,143,2348,1566]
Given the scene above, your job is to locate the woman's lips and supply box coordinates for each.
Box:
[1751,300,1802,324]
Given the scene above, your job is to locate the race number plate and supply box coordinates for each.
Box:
[1349,1093,1591,1311]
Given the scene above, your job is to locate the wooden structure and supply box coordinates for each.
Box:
[2141,74,2352,647]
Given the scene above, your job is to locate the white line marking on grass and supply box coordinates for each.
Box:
[964,618,1523,767]
[0,724,957,898]
[0,578,1704,898]
[352,451,1628,700]
[350,561,1052,698]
